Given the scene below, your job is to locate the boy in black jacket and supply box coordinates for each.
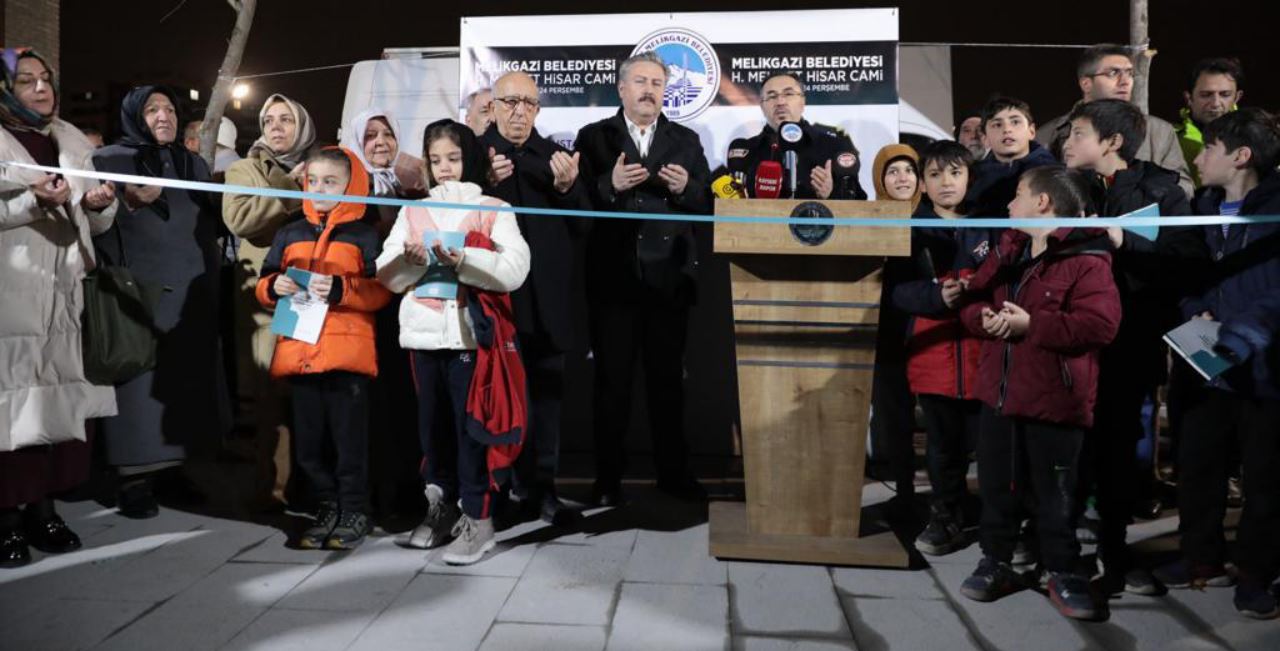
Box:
[1061,98,1195,596]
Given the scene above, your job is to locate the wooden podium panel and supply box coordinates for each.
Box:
[709,198,910,567]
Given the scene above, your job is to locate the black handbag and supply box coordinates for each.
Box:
[81,223,159,385]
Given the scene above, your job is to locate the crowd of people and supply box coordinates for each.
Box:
[1,41,1278,625]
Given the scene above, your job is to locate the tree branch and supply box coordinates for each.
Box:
[199,0,257,167]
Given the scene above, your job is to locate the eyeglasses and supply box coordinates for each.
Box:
[1087,67,1136,81]
[494,96,539,111]
[761,89,804,104]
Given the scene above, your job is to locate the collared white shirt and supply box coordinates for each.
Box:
[624,114,656,159]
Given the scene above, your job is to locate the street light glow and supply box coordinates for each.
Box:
[231,82,250,100]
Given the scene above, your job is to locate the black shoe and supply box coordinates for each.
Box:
[1152,559,1234,589]
[117,478,159,519]
[326,511,372,550]
[1048,572,1100,620]
[153,470,208,507]
[592,481,624,507]
[540,494,581,527]
[656,476,707,502]
[1234,578,1280,620]
[0,527,31,569]
[915,504,963,556]
[23,513,82,554]
[960,556,1022,602]
[298,502,339,550]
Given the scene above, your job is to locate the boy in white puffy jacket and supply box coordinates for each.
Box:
[376,120,530,565]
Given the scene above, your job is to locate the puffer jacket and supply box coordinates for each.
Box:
[255,147,392,378]
[960,227,1121,428]
[376,181,530,351]
[0,119,118,449]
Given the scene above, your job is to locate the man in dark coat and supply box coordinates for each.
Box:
[482,72,591,523]
[574,51,712,505]
[726,73,866,200]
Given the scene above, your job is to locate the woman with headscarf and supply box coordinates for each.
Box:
[222,93,315,511]
[91,85,230,518]
[0,48,118,567]
[341,108,427,518]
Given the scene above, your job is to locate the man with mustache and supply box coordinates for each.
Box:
[481,72,591,524]
[1038,44,1194,198]
[727,72,866,199]
[574,51,712,506]
[1176,58,1245,188]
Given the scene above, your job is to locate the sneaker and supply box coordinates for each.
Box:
[298,502,339,550]
[1123,568,1164,596]
[1234,579,1279,620]
[915,505,963,556]
[400,485,460,550]
[441,515,495,566]
[1012,540,1038,567]
[960,556,1022,602]
[1153,559,1234,589]
[1048,572,1099,620]
[326,511,372,550]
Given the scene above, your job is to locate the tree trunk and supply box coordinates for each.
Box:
[1130,0,1152,114]
[198,0,257,169]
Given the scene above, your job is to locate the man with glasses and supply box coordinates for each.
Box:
[728,73,867,199]
[574,51,712,506]
[1038,44,1193,197]
[480,72,591,524]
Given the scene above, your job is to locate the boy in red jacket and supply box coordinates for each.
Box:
[957,166,1121,621]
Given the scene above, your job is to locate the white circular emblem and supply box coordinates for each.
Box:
[631,28,721,122]
[780,122,804,144]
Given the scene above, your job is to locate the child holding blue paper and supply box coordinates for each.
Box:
[377,119,530,565]
[1061,98,1197,596]
[256,147,392,550]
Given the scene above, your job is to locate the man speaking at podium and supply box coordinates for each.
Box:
[725,73,867,200]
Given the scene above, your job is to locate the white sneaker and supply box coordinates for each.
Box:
[399,485,459,550]
[441,515,495,565]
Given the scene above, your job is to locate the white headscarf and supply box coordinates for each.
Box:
[342,107,402,197]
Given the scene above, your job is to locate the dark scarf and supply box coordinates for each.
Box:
[118,85,200,218]
[0,48,57,132]
[422,118,491,187]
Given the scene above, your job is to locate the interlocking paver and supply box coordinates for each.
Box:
[607,582,729,650]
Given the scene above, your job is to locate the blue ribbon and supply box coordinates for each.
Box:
[8,160,1280,229]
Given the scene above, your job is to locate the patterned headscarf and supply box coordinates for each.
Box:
[0,48,57,131]
[247,93,316,170]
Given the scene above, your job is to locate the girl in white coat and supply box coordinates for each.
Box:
[377,119,529,565]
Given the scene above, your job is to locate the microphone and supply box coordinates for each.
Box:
[832,150,859,199]
[754,160,783,199]
[776,122,804,198]
[710,165,746,199]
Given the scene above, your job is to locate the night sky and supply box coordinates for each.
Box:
[60,0,1277,143]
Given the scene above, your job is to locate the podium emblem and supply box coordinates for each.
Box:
[789,201,834,246]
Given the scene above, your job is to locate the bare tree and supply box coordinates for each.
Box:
[197,0,258,168]
[1130,0,1152,114]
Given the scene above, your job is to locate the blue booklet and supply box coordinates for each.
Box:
[271,267,328,344]
[1117,203,1159,242]
[414,231,466,300]
[1164,318,1234,381]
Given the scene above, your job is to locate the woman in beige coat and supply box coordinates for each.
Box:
[0,48,117,568]
[222,93,315,510]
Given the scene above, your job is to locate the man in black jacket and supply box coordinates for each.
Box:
[726,73,866,200]
[574,50,713,505]
[482,72,592,524]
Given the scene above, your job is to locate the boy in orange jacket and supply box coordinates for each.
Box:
[257,147,391,549]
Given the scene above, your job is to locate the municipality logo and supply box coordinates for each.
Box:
[632,28,720,122]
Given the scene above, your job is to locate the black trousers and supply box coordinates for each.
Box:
[977,406,1084,573]
[290,372,370,513]
[590,300,690,487]
[918,395,979,511]
[411,349,492,519]
[1178,389,1280,584]
[513,336,565,501]
[1079,371,1149,571]
[871,360,917,496]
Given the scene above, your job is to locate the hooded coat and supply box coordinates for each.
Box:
[255,148,392,378]
[91,85,230,467]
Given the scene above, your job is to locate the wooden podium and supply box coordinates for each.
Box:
[708,198,912,567]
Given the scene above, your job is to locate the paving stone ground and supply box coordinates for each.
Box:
[3,475,1278,651]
